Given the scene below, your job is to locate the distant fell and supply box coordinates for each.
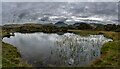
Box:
[54,21,68,27]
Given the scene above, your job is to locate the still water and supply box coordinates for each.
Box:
[3,32,113,67]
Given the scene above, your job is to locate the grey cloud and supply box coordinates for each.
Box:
[2,2,118,25]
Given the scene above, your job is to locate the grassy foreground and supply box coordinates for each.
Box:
[68,30,119,67]
[2,42,30,67]
[1,31,31,67]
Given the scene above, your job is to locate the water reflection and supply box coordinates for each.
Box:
[2,32,113,67]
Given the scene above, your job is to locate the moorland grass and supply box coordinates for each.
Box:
[2,42,30,67]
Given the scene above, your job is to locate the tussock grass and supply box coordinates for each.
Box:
[69,29,119,67]
[2,42,31,67]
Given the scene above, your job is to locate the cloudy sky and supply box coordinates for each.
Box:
[2,0,119,2]
[2,2,119,25]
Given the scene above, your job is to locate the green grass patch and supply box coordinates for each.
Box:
[2,42,30,67]
[90,41,119,67]
[68,30,98,36]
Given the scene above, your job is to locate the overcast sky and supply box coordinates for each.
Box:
[2,0,120,2]
[2,2,119,25]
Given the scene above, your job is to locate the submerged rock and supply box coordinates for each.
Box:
[68,58,74,65]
